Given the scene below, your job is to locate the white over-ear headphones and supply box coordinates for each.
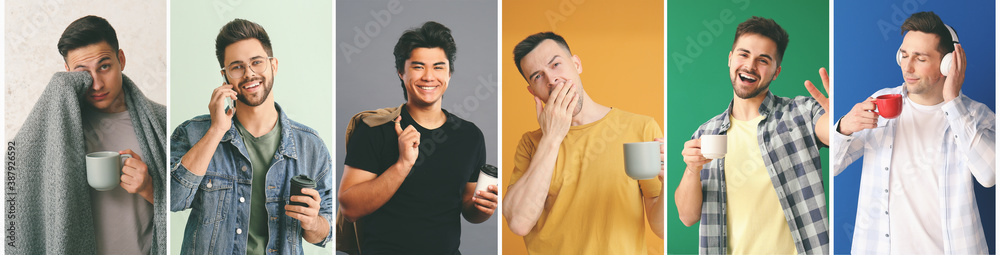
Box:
[896,24,959,76]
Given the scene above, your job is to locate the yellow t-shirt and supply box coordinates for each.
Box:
[509,108,662,254]
[724,115,796,254]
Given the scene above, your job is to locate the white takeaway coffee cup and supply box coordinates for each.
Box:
[474,164,498,197]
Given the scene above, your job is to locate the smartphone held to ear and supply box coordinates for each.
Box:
[221,74,235,113]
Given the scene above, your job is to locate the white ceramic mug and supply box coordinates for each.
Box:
[623,141,662,180]
[700,135,727,159]
[85,151,131,191]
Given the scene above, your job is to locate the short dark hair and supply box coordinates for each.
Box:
[393,21,457,100]
[57,15,119,59]
[215,19,273,68]
[732,16,789,65]
[512,32,572,76]
[901,11,955,56]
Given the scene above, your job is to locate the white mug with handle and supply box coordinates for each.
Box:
[85,151,132,191]
[700,135,727,159]
[623,141,663,180]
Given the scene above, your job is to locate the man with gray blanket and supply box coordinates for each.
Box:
[5,15,167,254]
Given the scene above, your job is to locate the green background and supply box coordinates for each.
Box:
[168,1,333,254]
[666,0,829,254]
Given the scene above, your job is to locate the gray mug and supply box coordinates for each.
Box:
[85,151,132,191]
[623,141,662,180]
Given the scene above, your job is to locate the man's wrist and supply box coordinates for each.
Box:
[394,160,414,172]
[684,167,702,178]
[140,187,154,204]
[206,126,228,140]
[539,134,564,147]
[303,215,321,231]
[944,93,959,103]
[835,119,854,136]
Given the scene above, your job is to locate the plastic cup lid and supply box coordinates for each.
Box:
[290,175,316,188]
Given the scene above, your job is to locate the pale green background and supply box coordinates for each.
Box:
[168,1,333,254]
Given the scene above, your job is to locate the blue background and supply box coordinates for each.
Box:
[833,0,996,254]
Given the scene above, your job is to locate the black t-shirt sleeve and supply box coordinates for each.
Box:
[344,119,387,175]
[468,126,487,183]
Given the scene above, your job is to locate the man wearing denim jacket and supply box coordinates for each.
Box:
[834,12,995,254]
[169,19,333,254]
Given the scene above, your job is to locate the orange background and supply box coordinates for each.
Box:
[500,0,664,254]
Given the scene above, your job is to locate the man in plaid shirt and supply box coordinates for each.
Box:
[834,12,995,254]
[674,16,831,254]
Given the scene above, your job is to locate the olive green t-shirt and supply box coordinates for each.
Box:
[235,119,281,255]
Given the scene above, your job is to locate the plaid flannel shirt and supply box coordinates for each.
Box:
[693,92,829,254]
[832,85,996,254]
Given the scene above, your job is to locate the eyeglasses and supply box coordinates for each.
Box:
[222,57,273,80]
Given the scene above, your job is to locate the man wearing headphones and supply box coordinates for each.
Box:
[834,11,995,254]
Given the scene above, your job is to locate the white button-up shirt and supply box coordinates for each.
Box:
[833,85,996,254]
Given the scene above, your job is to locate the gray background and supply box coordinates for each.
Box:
[335,0,499,254]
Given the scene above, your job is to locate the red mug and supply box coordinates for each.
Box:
[874,94,903,119]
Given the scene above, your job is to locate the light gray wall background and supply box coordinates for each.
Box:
[335,0,498,254]
[5,0,167,141]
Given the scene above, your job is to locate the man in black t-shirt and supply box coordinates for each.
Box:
[337,21,498,254]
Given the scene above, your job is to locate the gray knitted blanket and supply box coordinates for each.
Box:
[4,72,167,254]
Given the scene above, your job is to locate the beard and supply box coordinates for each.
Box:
[237,75,273,107]
[571,96,583,116]
[546,88,585,116]
[731,69,771,99]
[904,78,935,95]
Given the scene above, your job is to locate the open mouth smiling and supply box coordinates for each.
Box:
[738,73,758,83]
